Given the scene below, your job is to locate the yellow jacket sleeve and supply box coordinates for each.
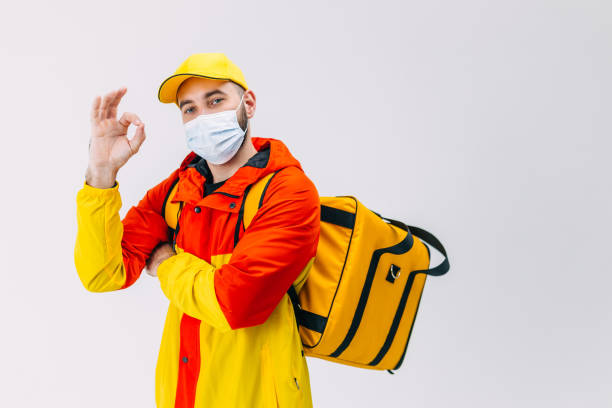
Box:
[157,251,232,332]
[74,181,127,292]
[74,169,181,293]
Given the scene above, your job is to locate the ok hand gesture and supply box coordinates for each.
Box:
[86,87,146,188]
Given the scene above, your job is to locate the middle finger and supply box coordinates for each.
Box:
[90,95,101,123]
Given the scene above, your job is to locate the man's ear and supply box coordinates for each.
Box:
[245,89,256,118]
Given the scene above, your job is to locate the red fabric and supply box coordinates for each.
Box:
[117,137,320,324]
[117,137,320,323]
[214,165,320,329]
[171,137,320,329]
[175,315,201,408]
[119,168,179,289]
[115,137,320,406]
[93,137,319,407]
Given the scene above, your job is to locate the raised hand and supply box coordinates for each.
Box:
[85,87,147,188]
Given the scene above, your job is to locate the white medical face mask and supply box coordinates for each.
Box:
[184,94,247,165]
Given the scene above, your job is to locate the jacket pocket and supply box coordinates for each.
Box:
[261,342,279,408]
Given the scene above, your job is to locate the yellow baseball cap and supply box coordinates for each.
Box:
[157,53,248,105]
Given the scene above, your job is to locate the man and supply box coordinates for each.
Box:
[74,53,320,408]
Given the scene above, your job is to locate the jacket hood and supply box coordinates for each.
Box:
[171,137,303,208]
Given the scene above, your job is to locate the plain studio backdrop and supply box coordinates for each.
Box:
[0,0,610,407]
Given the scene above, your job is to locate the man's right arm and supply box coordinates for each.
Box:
[75,85,156,292]
[74,169,178,292]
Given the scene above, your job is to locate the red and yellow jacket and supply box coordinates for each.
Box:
[74,137,321,408]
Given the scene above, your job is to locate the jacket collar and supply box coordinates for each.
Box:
[189,143,272,182]
[171,137,302,211]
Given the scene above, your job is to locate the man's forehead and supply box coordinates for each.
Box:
[176,77,232,102]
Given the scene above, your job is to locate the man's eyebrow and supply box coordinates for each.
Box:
[178,89,228,109]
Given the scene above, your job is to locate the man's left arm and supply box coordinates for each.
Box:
[156,167,320,331]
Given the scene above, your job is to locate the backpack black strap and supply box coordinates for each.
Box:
[287,285,327,334]
[377,214,450,277]
[405,224,449,276]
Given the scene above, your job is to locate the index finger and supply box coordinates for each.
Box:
[107,87,127,119]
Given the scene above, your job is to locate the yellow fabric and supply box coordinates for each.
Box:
[155,302,182,408]
[163,181,180,230]
[74,180,127,292]
[158,52,248,105]
[243,172,275,228]
[293,196,432,370]
[239,178,433,370]
[157,247,315,407]
[157,247,314,408]
[157,251,232,332]
[75,179,315,407]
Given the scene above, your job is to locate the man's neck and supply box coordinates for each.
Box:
[207,133,258,184]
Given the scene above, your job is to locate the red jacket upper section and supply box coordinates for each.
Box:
[119,137,321,329]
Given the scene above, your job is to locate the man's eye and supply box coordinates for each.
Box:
[184,107,194,114]
[211,98,223,105]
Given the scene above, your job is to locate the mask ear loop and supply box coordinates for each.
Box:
[235,94,245,112]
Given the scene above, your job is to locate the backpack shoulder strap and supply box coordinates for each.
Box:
[243,170,279,230]
[162,176,181,230]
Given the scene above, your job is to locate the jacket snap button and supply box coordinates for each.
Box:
[182,356,188,363]
[229,202,236,209]
[194,206,201,213]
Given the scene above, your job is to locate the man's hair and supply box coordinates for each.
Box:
[229,81,248,135]
[231,81,246,98]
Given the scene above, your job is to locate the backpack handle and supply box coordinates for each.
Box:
[405,224,450,277]
[374,213,450,277]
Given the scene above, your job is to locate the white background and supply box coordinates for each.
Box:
[0,0,610,407]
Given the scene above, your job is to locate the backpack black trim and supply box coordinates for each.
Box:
[329,227,415,358]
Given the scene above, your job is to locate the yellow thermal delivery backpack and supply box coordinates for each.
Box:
[163,170,450,373]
